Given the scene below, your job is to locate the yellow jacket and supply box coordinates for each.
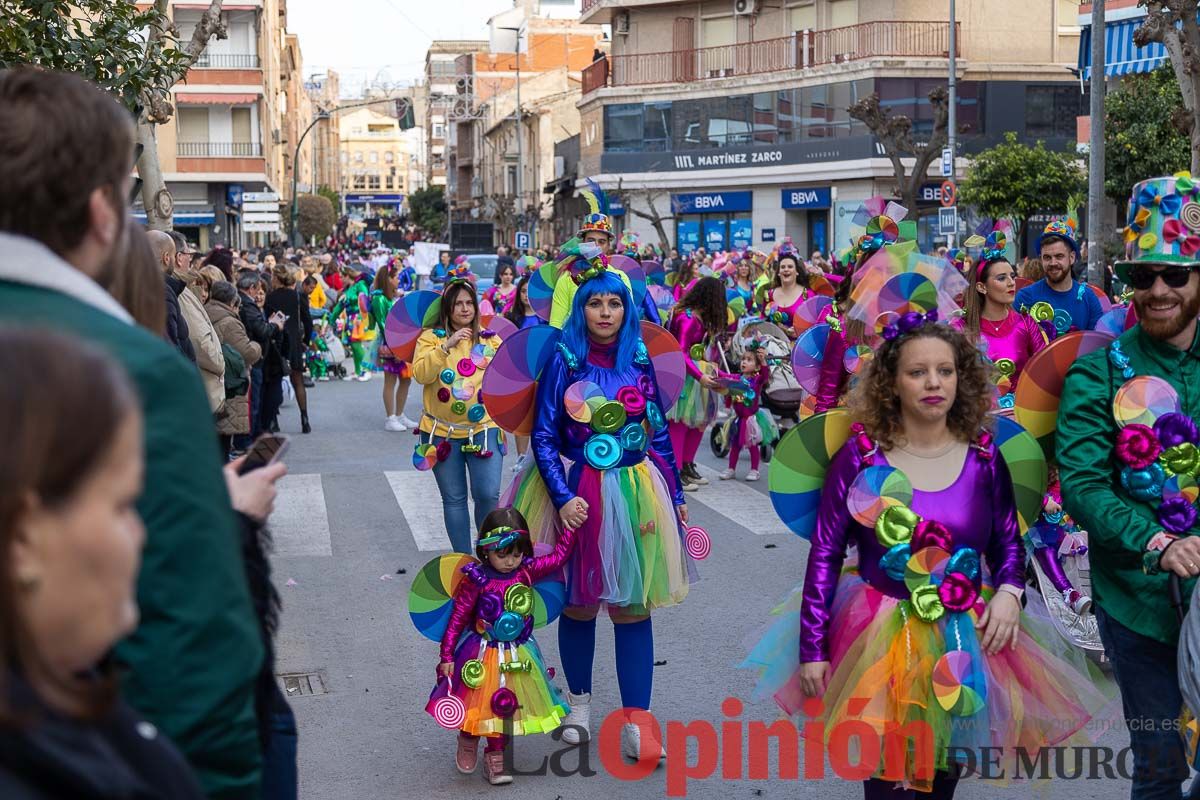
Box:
[412,327,503,438]
[549,265,634,328]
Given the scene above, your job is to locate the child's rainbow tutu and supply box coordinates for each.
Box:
[743,408,779,446]
[436,631,567,738]
[667,373,717,428]
[742,558,1115,791]
[501,456,695,614]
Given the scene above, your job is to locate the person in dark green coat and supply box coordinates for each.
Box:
[1058,173,1200,799]
[0,69,267,799]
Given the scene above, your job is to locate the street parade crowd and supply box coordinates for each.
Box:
[2,66,1200,800]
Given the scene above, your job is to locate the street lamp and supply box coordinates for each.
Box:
[291,111,331,245]
[497,25,529,249]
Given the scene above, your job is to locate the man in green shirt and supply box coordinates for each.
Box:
[0,68,273,798]
[1058,172,1200,799]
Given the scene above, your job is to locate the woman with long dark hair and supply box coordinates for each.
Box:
[501,265,692,763]
[412,279,505,553]
[371,265,416,432]
[763,251,811,337]
[666,275,726,489]
[264,265,313,434]
[747,319,1109,798]
[963,249,1047,391]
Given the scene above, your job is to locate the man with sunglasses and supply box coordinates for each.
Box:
[1015,218,1104,332]
[1057,173,1200,800]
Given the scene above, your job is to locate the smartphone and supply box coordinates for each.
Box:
[238,434,290,474]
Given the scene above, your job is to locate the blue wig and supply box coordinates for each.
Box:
[559,269,643,372]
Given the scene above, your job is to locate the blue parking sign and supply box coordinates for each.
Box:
[514,231,531,250]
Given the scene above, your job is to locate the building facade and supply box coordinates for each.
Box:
[577,0,1082,256]
[339,106,423,218]
[304,70,344,197]
[426,40,489,188]
[135,0,309,248]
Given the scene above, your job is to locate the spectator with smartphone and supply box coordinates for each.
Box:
[264,265,312,434]
[0,67,270,798]
[236,272,284,452]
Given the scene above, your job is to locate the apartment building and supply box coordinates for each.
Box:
[577,0,1082,256]
[339,106,423,218]
[304,70,344,196]
[426,40,489,188]
[135,0,306,248]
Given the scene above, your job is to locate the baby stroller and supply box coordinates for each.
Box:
[708,319,794,460]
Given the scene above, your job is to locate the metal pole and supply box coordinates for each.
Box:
[291,113,329,246]
[1088,0,1106,286]
[947,0,956,248]
[515,52,523,253]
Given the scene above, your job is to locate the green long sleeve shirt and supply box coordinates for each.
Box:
[1057,324,1200,646]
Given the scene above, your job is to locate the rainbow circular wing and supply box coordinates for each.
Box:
[528,262,559,322]
[1012,331,1112,455]
[480,313,518,342]
[480,325,562,436]
[610,254,649,308]
[848,466,914,527]
[933,650,986,716]
[808,274,836,297]
[793,296,834,336]
[768,409,854,539]
[878,272,938,316]
[1089,283,1113,313]
[528,542,566,628]
[1094,307,1127,339]
[384,290,441,362]
[791,323,831,394]
[991,415,1049,532]
[408,554,477,641]
[642,259,666,286]
[648,284,675,316]
[843,344,873,375]
[1114,376,1181,428]
[640,321,687,408]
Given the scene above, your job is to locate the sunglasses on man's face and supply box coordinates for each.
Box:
[1127,264,1197,291]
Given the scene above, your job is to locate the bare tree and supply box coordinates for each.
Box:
[1135,0,1200,174]
[612,178,675,254]
[848,86,950,213]
[138,0,227,230]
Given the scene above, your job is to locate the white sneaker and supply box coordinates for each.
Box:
[1065,589,1093,615]
[621,721,665,765]
[356,372,372,382]
[719,468,736,480]
[317,375,330,382]
[340,373,355,381]
[398,413,419,428]
[681,480,698,493]
[558,692,590,744]
[746,469,760,482]
[384,416,406,432]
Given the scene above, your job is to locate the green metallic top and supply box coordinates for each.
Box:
[1057,323,1200,645]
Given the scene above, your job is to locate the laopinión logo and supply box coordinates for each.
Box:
[497,696,1159,797]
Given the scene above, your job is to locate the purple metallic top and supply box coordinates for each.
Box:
[669,308,709,381]
[978,309,1047,385]
[798,435,1024,663]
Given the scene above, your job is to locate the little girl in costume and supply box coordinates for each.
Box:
[1028,468,1093,615]
[435,508,574,785]
[718,345,778,482]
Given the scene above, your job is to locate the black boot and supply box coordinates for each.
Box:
[301,411,311,434]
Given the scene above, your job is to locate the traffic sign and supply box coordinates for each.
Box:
[243,201,279,213]
[243,191,279,203]
[244,222,281,233]
[940,180,957,208]
[514,231,531,250]
[941,147,953,178]
[938,206,958,236]
[244,212,280,223]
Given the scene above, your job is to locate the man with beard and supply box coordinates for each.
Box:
[1057,173,1200,800]
[1015,218,1104,332]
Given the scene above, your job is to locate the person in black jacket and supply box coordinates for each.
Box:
[263,265,313,434]
[0,329,205,800]
[235,271,283,451]
[148,230,195,363]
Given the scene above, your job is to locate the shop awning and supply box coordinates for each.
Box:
[1079,16,1169,79]
[176,92,260,105]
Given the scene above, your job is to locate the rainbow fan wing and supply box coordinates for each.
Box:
[640,321,687,408]
[768,409,854,539]
[791,323,830,394]
[409,554,477,641]
[384,290,441,362]
[528,262,559,322]
[991,415,1049,532]
[480,325,563,435]
[1012,331,1113,456]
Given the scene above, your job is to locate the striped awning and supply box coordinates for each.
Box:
[176,92,259,105]
[132,209,215,226]
[1079,17,1169,79]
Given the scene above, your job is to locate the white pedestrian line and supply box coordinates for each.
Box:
[270,473,333,556]
[689,463,791,536]
[384,469,451,551]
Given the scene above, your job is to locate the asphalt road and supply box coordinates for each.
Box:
[268,374,1143,800]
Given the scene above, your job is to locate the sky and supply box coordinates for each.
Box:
[288,0,516,97]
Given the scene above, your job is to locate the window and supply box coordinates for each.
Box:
[604,104,644,152]
[776,88,799,143]
[431,60,457,77]
[385,151,394,163]
[752,92,777,145]
[231,107,252,143]
[787,1,816,32]
[354,151,363,163]
[700,15,735,48]
[369,151,378,163]
[340,151,348,164]
[385,174,394,189]
[829,0,858,28]
[177,107,208,142]
[368,173,381,190]
[1025,85,1080,139]
[643,102,671,151]
[433,123,446,139]
[353,174,367,189]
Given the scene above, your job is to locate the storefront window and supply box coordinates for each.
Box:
[677,219,701,254]
[703,218,726,251]
[1025,85,1080,139]
[604,104,644,152]
[644,101,672,151]
[752,92,778,145]
[730,217,752,249]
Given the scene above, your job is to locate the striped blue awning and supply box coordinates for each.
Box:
[1080,17,1169,79]
[131,210,216,225]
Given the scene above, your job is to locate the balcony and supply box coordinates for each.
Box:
[178,141,263,157]
[582,20,956,95]
[194,53,261,69]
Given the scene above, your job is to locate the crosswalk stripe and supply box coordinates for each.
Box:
[384,469,452,551]
[690,463,791,536]
[270,473,333,556]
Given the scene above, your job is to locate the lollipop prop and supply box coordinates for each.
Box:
[685,525,712,560]
[426,676,467,729]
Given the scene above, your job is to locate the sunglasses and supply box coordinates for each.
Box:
[1127,264,1197,291]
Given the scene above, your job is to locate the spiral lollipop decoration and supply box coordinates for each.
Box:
[413,442,439,471]
[1114,376,1181,429]
[847,466,914,527]
[684,525,712,560]
[430,684,466,729]
[933,651,986,717]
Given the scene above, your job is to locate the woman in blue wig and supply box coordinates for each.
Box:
[501,263,694,764]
